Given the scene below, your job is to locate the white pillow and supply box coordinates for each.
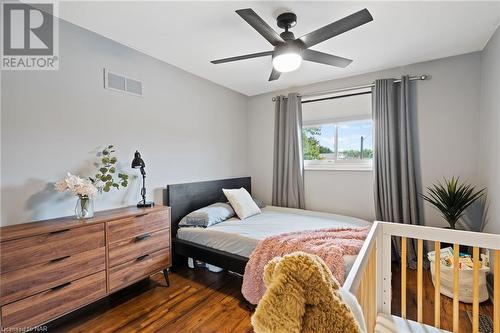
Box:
[223,188,261,219]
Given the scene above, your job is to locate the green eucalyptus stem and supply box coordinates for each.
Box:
[91,145,129,193]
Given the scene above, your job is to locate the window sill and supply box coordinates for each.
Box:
[304,164,373,172]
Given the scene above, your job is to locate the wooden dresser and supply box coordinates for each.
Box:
[0,205,171,330]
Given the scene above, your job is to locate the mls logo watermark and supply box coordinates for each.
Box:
[1,1,59,70]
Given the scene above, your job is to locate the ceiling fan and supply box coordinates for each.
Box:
[211,8,373,81]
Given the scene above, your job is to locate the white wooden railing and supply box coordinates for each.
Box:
[344,221,500,333]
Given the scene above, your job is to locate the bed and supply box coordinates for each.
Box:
[163,177,370,275]
[178,205,369,274]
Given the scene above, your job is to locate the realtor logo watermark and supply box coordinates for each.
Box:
[1,1,59,70]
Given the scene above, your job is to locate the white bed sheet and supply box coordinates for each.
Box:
[177,206,371,273]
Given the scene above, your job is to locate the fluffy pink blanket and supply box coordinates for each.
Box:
[241,226,370,304]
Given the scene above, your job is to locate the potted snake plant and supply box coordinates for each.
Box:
[421,177,488,303]
[421,176,485,250]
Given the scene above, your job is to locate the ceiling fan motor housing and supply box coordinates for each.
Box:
[280,31,295,40]
[273,40,303,59]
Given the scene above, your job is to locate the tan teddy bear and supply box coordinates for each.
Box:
[251,251,362,333]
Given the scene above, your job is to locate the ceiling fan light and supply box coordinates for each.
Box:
[272,53,302,73]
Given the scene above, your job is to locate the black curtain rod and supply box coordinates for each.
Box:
[272,75,429,101]
[301,91,372,104]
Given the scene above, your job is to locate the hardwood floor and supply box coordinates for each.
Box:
[49,265,493,332]
[392,264,494,332]
[51,267,254,333]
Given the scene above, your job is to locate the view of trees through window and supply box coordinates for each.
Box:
[303,119,373,161]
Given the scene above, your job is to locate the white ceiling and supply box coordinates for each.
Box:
[57,1,500,96]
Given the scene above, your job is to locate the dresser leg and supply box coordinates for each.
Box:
[163,268,170,287]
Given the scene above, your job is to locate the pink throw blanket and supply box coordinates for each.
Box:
[241,226,370,304]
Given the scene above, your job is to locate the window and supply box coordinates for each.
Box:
[302,90,373,171]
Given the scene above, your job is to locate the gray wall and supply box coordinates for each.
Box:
[1,15,494,232]
[1,19,248,226]
[479,25,500,234]
[247,53,482,226]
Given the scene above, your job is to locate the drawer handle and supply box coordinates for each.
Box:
[135,233,151,242]
[135,213,149,218]
[50,229,70,235]
[51,282,71,291]
[136,254,149,261]
[50,255,70,263]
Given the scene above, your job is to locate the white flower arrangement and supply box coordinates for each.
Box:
[53,145,127,219]
[55,173,98,199]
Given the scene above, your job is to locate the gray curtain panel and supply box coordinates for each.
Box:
[272,93,305,209]
[373,76,420,268]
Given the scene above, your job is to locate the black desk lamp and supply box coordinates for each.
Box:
[131,151,154,208]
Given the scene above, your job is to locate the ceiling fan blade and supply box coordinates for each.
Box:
[236,8,285,46]
[269,68,281,81]
[302,49,353,68]
[299,8,373,48]
[211,51,273,64]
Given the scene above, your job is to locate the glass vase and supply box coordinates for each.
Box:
[75,195,94,219]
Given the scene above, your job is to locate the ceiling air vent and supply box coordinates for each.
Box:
[104,69,143,97]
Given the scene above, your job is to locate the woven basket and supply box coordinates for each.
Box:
[430,264,489,303]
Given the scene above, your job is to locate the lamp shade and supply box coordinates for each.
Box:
[131,151,145,168]
[272,53,302,72]
[272,41,303,73]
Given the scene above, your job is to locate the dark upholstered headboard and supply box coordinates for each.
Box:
[163,177,251,238]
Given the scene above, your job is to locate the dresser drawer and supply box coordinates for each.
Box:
[109,248,170,291]
[0,247,105,306]
[0,224,104,273]
[108,228,170,267]
[108,209,169,244]
[1,271,106,330]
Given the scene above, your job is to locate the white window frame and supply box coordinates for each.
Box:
[303,115,373,172]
